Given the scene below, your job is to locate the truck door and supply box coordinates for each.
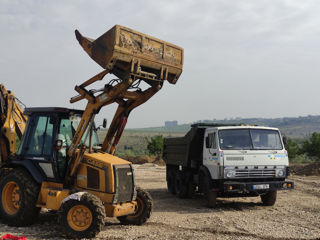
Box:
[203,129,220,179]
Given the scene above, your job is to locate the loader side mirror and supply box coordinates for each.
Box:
[102,118,107,128]
[55,139,63,150]
[96,119,107,131]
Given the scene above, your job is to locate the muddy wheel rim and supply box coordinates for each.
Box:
[2,181,20,215]
[67,205,93,231]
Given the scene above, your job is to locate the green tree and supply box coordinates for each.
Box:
[147,135,163,156]
[285,138,300,159]
[300,132,320,158]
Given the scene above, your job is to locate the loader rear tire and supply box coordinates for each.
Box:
[0,168,40,226]
[59,192,105,239]
[117,187,153,225]
[261,190,277,206]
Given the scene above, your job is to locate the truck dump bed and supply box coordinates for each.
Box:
[75,25,183,84]
[163,127,205,168]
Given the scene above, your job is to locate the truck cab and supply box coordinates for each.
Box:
[163,124,294,207]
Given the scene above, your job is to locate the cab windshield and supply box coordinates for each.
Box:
[67,115,100,147]
[218,129,283,150]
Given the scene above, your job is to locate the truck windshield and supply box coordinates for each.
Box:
[219,129,283,150]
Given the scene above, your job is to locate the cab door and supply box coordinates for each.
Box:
[203,129,220,179]
[20,114,60,181]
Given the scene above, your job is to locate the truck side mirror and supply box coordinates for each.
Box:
[103,118,107,128]
[282,136,287,146]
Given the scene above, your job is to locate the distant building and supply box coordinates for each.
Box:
[165,121,178,127]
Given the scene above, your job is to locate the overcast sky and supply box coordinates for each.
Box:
[1,0,320,128]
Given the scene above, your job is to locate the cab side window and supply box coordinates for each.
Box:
[26,116,54,156]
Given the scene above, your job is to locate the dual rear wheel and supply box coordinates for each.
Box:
[166,167,217,207]
[167,167,195,199]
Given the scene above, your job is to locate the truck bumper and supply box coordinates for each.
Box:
[223,180,294,193]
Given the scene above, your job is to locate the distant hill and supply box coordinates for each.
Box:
[130,115,320,139]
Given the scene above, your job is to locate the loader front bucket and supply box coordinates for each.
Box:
[75,25,183,84]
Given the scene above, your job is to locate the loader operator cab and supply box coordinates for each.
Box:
[17,107,99,182]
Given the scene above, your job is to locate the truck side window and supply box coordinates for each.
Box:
[206,133,217,149]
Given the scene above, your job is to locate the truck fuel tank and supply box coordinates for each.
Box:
[75,25,183,84]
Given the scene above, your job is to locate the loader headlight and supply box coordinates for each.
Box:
[226,170,236,178]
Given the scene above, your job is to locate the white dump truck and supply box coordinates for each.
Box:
[163,123,294,207]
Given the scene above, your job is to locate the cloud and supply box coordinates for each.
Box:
[1,0,320,127]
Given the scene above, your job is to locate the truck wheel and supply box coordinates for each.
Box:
[167,169,176,195]
[261,190,277,206]
[59,193,106,239]
[175,171,188,198]
[200,172,217,208]
[117,187,153,225]
[0,168,40,226]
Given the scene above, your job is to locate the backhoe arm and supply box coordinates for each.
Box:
[0,84,28,161]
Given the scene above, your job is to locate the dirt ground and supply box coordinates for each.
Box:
[0,164,319,240]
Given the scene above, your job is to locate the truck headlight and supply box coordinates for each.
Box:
[226,170,236,178]
[276,169,285,177]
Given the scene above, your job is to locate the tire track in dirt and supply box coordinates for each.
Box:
[292,178,320,198]
[147,222,309,240]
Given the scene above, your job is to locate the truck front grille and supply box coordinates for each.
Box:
[113,164,135,203]
[235,169,276,178]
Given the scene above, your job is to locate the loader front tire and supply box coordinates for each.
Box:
[117,187,153,225]
[0,168,40,226]
[59,193,105,239]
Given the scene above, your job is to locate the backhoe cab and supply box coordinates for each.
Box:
[0,25,183,238]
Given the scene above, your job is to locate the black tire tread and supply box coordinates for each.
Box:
[175,171,188,198]
[166,166,176,195]
[200,171,217,208]
[59,192,105,239]
[261,190,277,206]
[117,187,153,225]
[0,168,40,226]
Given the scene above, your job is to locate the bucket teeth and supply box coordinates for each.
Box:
[75,30,94,56]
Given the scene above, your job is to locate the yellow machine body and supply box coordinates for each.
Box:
[36,152,137,217]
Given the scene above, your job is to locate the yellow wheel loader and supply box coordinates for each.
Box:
[0,25,183,238]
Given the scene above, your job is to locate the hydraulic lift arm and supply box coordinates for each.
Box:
[0,84,28,161]
[66,25,183,179]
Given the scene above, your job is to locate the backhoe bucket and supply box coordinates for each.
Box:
[75,25,183,84]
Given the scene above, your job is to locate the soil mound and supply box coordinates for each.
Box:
[291,161,320,176]
[123,155,166,166]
